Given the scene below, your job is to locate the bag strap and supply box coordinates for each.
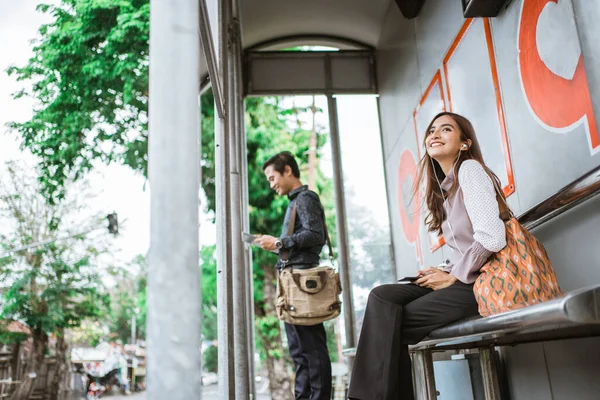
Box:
[490,177,514,221]
[279,202,297,266]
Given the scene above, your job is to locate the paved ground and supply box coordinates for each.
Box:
[104,386,271,399]
[104,392,146,399]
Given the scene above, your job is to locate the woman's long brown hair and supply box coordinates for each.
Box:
[414,112,506,235]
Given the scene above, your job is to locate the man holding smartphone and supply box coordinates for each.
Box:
[255,151,332,400]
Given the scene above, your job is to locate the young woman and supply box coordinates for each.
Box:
[348,112,508,400]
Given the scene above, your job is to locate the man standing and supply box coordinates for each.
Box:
[256,151,332,400]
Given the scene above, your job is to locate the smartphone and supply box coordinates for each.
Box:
[397,276,419,284]
[242,232,257,244]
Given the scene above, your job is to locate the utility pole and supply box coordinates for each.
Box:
[307,96,318,190]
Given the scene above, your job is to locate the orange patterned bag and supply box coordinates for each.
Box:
[473,189,562,317]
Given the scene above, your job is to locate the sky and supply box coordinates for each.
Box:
[0,2,390,273]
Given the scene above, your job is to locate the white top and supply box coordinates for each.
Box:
[440,159,507,283]
[458,160,507,253]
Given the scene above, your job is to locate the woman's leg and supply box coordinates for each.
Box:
[381,282,479,400]
[347,283,431,400]
[401,282,479,345]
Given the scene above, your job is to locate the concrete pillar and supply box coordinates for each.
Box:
[147,0,202,398]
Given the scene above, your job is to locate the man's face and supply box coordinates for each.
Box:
[264,165,292,196]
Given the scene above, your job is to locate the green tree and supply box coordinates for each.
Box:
[108,255,147,344]
[200,245,218,372]
[0,162,110,400]
[7,2,338,397]
[104,247,220,372]
[7,0,150,204]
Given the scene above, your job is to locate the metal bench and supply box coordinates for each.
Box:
[343,165,600,399]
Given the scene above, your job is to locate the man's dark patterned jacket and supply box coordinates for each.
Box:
[277,185,326,269]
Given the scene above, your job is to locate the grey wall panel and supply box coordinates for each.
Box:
[250,58,326,91]
[444,19,510,191]
[246,52,376,95]
[501,337,600,400]
[414,0,465,92]
[377,4,421,161]
[385,118,446,278]
[572,1,600,131]
[491,0,600,213]
[330,57,372,90]
[379,0,600,272]
[386,10,421,138]
[385,175,410,274]
[531,194,600,292]
[543,337,600,400]
[377,53,402,160]
[500,344,554,400]
[385,121,419,278]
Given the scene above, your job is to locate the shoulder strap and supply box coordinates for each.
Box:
[287,202,297,236]
[308,191,335,261]
[490,178,514,221]
[280,203,297,265]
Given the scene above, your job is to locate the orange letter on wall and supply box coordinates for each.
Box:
[398,149,423,265]
[519,0,599,153]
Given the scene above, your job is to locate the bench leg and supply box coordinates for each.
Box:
[479,347,502,400]
[413,349,437,400]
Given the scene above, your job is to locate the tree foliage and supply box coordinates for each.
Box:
[107,254,147,344]
[7,1,353,394]
[7,0,151,203]
[200,245,218,372]
[0,162,111,399]
[0,162,110,334]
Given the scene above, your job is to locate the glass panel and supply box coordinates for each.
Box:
[335,95,394,334]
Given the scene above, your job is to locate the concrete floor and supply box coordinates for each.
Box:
[104,385,271,399]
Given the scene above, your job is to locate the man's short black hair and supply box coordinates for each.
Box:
[262,151,301,178]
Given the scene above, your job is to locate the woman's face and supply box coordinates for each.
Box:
[425,115,463,161]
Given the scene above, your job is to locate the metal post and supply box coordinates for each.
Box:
[479,347,502,400]
[326,94,357,351]
[199,0,224,119]
[412,350,437,400]
[239,68,257,400]
[216,0,235,398]
[244,168,257,400]
[215,114,235,400]
[228,6,251,397]
[147,0,201,398]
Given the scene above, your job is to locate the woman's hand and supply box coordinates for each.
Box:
[415,267,457,290]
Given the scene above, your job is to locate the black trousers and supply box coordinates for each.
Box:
[347,282,479,400]
[285,322,332,400]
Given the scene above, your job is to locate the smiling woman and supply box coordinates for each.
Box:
[348,111,509,400]
[417,112,505,237]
